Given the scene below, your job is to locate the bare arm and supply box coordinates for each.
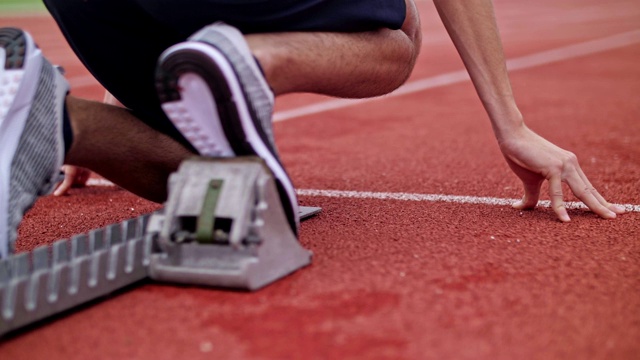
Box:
[432,0,625,221]
[54,91,120,196]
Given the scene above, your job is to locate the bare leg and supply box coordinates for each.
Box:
[247,0,422,97]
[63,96,193,203]
[62,0,421,202]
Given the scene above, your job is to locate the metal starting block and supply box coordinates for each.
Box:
[0,156,316,336]
[148,156,312,290]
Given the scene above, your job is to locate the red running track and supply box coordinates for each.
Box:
[1,0,639,359]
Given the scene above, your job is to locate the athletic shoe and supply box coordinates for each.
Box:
[0,28,69,258]
[155,23,299,234]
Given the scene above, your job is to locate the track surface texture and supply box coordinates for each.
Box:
[1,0,639,359]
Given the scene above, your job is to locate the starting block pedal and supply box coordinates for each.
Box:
[148,156,312,290]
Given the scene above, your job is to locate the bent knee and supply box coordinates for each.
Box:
[402,0,422,57]
[380,0,421,92]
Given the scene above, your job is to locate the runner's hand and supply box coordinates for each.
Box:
[53,165,91,196]
[499,125,625,221]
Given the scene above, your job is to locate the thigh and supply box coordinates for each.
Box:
[44,0,406,143]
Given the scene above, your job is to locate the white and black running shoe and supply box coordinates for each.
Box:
[156,23,299,234]
[0,28,69,258]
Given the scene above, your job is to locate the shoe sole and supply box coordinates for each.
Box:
[0,28,43,258]
[156,42,299,234]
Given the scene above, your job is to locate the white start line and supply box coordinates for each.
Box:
[86,179,640,213]
[296,189,640,213]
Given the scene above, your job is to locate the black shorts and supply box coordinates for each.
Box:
[43,0,406,145]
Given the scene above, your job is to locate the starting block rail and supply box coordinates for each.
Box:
[0,157,318,337]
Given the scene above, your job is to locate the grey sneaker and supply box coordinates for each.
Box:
[155,23,300,234]
[0,28,68,258]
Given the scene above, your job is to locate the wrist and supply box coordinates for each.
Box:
[484,99,525,142]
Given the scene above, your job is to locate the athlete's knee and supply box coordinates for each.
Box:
[402,0,422,62]
[376,0,421,94]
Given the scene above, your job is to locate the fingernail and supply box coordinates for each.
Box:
[613,205,626,213]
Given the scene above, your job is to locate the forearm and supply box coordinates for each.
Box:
[433,0,523,141]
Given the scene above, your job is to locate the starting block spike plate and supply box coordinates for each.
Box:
[0,215,154,337]
[148,156,312,290]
